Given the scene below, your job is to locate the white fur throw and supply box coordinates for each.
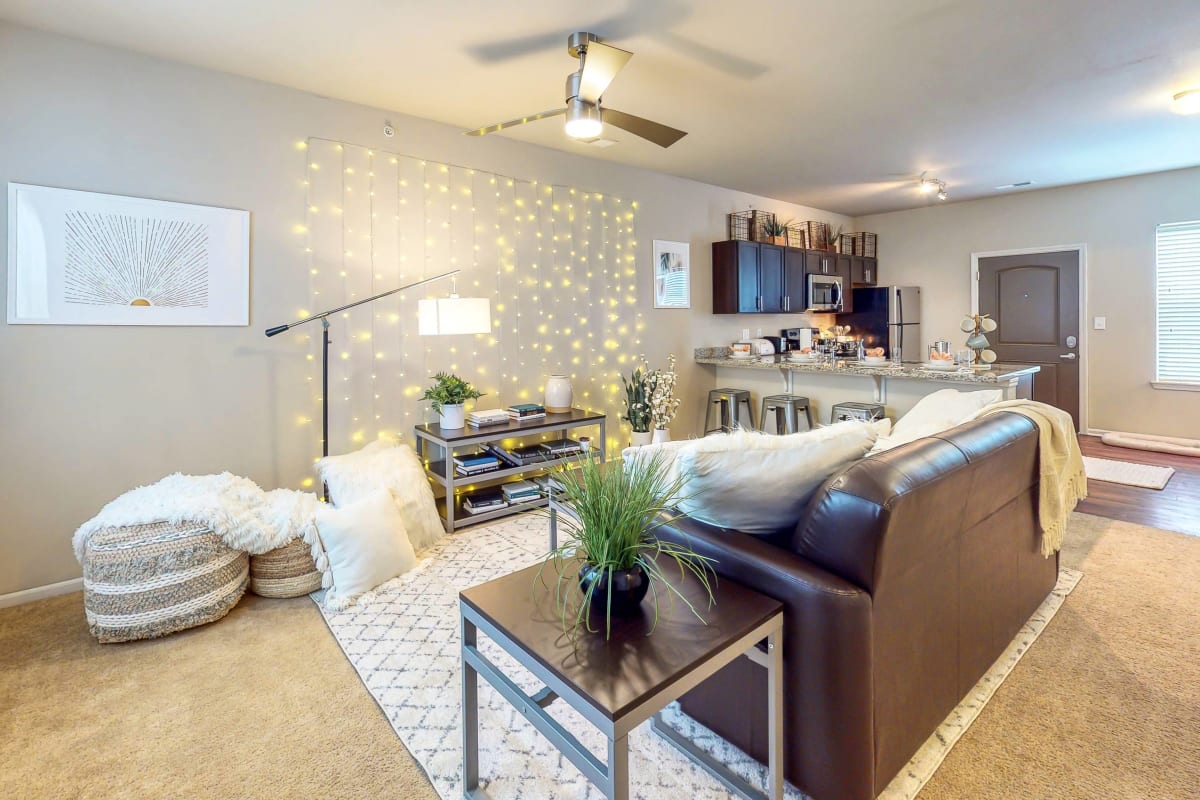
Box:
[73,472,322,563]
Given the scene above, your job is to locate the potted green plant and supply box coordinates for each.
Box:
[421,371,484,429]
[761,217,790,247]
[541,451,716,639]
[621,363,652,446]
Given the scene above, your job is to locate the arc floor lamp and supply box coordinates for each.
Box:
[265,269,491,459]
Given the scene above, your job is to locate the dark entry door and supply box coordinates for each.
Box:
[978,250,1081,430]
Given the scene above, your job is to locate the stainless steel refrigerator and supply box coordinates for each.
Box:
[836,286,922,363]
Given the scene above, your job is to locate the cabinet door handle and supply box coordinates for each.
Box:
[865,268,872,283]
[756,295,761,310]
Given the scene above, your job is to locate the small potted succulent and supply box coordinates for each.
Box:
[761,217,790,247]
[421,371,483,429]
[621,363,652,446]
[540,451,716,639]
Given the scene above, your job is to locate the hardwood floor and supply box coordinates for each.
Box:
[1077,434,1200,536]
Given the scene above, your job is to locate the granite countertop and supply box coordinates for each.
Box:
[693,348,1040,384]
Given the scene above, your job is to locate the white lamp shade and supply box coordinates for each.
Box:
[418,296,492,336]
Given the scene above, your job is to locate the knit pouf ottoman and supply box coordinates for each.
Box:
[82,521,249,643]
[249,538,321,598]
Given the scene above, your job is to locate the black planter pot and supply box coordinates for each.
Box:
[578,562,650,617]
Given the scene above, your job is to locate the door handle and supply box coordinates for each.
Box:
[1059,353,1077,360]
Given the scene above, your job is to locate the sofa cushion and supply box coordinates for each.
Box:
[316,438,444,552]
[871,388,1002,453]
[672,421,883,535]
[313,489,417,609]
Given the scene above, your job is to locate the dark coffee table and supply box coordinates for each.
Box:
[459,556,784,800]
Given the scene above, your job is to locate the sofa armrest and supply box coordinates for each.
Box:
[655,514,877,800]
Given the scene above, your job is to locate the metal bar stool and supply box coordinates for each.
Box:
[703,388,755,435]
[758,394,814,435]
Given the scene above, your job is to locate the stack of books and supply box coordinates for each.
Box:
[507,444,551,466]
[507,403,546,422]
[538,438,582,458]
[467,408,511,428]
[531,474,566,495]
[453,452,501,477]
[501,480,542,505]
[462,488,506,515]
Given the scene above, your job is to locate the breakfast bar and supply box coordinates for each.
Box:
[694,348,1040,423]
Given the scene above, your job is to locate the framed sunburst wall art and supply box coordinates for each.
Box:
[6,183,249,325]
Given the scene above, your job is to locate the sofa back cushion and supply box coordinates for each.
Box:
[662,420,884,535]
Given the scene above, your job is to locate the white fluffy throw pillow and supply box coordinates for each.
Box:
[314,489,416,610]
[316,438,445,552]
[871,388,1002,453]
[673,420,883,535]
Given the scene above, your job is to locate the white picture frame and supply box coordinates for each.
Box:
[652,239,690,309]
[7,182,250,326]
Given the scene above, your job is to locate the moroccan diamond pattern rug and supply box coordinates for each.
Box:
[314,514,1081,800]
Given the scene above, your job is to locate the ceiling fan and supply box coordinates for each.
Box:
[465,32,687,148]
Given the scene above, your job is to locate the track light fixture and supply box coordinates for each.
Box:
[918,172,948,201]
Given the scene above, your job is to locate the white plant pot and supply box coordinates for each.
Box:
[544,374,573,413]
[438,404,466,429]
[630,430,653,447]
[652,428,670,444]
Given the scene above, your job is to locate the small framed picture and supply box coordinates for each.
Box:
[652,239,690,309]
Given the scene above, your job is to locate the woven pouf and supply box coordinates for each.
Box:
[82,521,249,644]
[249,537,321,598]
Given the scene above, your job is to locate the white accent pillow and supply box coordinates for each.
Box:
[314,489,416,609]
[316,438,444,552]
[673,420,883,535]
[871,388,1003,453]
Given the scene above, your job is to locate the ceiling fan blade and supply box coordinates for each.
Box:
[577,41,632,104]
[601,108,687,148]
[464,107,565,136]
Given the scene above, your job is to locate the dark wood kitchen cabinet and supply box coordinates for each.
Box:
[713,241,877,314]
[713,241,789,314]
[851,256,878,286]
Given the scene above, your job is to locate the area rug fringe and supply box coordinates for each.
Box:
[311,515,1082,800]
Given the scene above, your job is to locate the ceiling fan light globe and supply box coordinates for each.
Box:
[564,98,603,139]
[565,117,603,139]
[1171,89,1200,115]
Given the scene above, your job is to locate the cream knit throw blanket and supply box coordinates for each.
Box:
[970,400,1087,556]
[73,472,322,563]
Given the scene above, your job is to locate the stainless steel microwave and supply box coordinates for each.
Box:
[807,273,843,312]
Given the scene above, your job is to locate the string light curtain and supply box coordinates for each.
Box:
[300,138,642,460]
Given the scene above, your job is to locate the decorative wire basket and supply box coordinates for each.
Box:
[838,233,857,254]
[784,222,808,249]
[803,221,830,250]
[728,209,778,242]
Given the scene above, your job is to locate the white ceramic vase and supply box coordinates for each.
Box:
[652,428,670,444]
[544,374,573,413]
[438,403,466,429]
[630,430,653,447]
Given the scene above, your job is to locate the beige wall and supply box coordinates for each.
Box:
[855,166,1200,438]
[0,23,847,596]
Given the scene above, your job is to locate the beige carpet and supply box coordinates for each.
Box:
[1,512,1196,799]
[0,593,438,800]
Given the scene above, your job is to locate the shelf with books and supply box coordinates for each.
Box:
[413,408,607,532]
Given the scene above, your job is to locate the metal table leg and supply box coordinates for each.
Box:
[606,734,630,800]
[461,616,479,798]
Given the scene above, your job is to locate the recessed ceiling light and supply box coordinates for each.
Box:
[1172,89,1200,115]
[995,181,1035,190]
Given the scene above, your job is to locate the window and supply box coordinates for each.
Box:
[1156,221,1200,385]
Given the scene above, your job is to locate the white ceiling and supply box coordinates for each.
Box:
[3,0,1200,215]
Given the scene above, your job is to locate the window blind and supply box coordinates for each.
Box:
[1156,221,1200,384]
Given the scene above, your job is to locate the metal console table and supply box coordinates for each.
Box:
[413,409,606,532]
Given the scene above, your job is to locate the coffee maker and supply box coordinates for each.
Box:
[782,327,818,353]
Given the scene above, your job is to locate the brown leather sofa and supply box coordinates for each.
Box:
[656,412,1059,800]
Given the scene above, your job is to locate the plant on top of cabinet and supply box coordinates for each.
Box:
[760,217,789,247]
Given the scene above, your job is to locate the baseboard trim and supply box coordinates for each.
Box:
[0,577,83,609]
[1086,428,1112,436]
